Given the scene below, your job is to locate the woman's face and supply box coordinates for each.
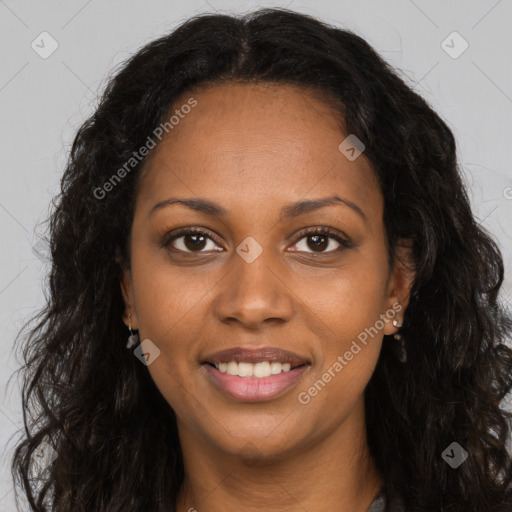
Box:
[121,82,413,458]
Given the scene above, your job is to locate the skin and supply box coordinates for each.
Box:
[120,82,415,512]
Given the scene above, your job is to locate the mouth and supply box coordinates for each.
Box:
[202,360,307,378]
[201,346,311,402]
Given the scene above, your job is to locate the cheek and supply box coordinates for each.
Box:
[294,253,389,398]
[296,252,390,338]
[298,298,384,418]
[128,263,214,418]
[131,247,212,343]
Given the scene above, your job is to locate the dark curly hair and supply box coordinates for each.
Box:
[9,7,512,512]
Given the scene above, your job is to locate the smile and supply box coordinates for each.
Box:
[211,360,301,378]
[202,363,310,401]
[201,346,311,401]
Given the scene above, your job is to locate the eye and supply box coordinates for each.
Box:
[163,226,352,255]
[289,227,352,254]
[164,228,223,253]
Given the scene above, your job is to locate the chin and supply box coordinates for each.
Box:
[202,418,309,460]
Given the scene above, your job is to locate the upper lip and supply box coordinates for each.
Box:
[202,347,310,367]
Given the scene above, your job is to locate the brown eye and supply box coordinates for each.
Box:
[165,228,223,253]
[305,234,329,252]
[182,233,207,251]
[289,227,352,254]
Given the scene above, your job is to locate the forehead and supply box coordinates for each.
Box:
[137,82,382,222]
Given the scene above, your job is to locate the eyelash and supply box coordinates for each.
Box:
[163,226,352,255]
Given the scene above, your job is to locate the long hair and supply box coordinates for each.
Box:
[10,7,512,511]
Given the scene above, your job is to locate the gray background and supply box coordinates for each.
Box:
[1,1,511,510]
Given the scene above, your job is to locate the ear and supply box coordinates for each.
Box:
[383,238,416,336]
[120,266,138,330]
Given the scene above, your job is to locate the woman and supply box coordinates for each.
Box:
[11,7,512,512]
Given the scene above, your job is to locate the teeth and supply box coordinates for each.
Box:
[238,362,253,377]
[215,361,294,377]
[254,361,271,377]
[270,361,283,375]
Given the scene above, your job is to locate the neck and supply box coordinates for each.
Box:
[175,398,382,512]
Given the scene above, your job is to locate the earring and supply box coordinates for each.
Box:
[391,311,406,363]
[126,313,139,349]
[392,317,402,340]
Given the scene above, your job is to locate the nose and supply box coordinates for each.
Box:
[212,246,295,330]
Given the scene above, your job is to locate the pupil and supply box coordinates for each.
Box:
[185,234,206,251]
[183,234,329,252]
[309,234,327,251]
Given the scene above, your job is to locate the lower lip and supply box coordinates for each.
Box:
[202,364,310,402]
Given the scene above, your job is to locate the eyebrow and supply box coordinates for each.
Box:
[149,195,367,223]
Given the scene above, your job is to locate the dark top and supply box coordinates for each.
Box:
[366,490,406,512]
